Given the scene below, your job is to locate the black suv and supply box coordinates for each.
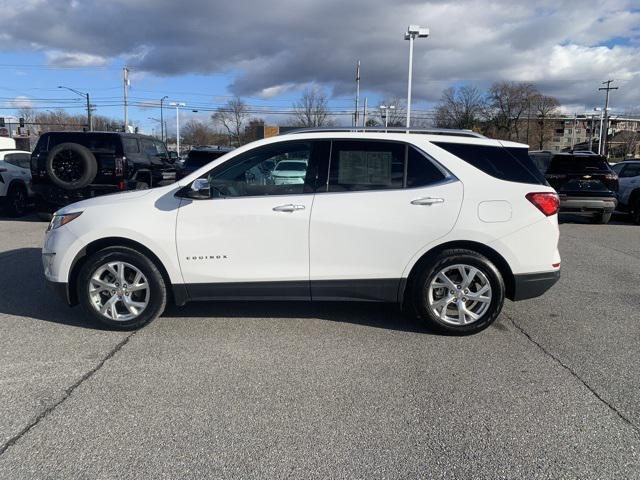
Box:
[176,146,234,180]
[529,150,618,223]
[31,132,177,214]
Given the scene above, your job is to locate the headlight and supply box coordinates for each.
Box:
[47,212,82,232]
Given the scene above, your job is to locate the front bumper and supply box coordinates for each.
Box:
[559,195,617,215]
[512,270,560,301]
[46,278,72,305]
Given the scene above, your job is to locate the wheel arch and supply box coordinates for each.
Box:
[398,240,516,307]
[67,236,187,307]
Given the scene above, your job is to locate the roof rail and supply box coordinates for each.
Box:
[280,127,486,139]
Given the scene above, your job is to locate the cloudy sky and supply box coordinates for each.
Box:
[0,0,639,131]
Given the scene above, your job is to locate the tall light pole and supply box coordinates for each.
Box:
[160,95,168,142]
[593,107,610,155]
[169,102,186,154]
[404,25,429,129]
[58,86,92,131]
[380,104,396,130]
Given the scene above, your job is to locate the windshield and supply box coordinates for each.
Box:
[275,161,307,171]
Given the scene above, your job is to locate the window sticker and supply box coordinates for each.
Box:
[338,150,392,185]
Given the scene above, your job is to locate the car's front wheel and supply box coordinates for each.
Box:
[77,246,167,329]
[413,249,505,334]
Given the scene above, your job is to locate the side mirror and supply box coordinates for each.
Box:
[187,178,211,199]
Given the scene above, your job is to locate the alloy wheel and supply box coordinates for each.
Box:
[427,264,492,326]
[89,261,150,321]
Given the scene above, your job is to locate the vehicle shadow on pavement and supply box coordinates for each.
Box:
[0,247,92,329]
[164,301,439,335]
[0,247,473,335]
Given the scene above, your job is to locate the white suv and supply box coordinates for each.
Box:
[43,129,561,334]
[0,149,32,216]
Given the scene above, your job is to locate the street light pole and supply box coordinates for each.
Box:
[169,102,186,155]
[380,105,396,130]
[58,86,92,131]
[160,96,168,142]
[598,80,618,158]
[404,25,429,129]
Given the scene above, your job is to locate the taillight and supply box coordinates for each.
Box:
[604,173,618,180]
[115,156,126,176]
[526,192,560,216]
[118,180,126,190]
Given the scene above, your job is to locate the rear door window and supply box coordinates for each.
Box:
[328,140,405,192]
[407,146,446,187]
[432,142,547,185]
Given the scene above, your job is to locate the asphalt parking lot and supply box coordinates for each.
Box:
[0,214,638,479]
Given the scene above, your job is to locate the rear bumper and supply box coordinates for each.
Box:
[512,270,560,301]
[559,195,617,214]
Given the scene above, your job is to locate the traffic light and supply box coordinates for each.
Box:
[19,117,25,127]
[0,118,4,128]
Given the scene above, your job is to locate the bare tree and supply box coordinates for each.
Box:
[212,97,249,146]
[531,94,560,150]
[434,86,486,130]
[611,131,639,160]
[292,86,332,127]
[181,119,222,146]
[487,81,537,141]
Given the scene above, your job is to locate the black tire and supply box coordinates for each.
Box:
[46,142,98,190]
[77,246,167,330]
[6,183,28,217]
[135,182,149,190]
[36,211,53,222]
[412,249,505,335]
[631,198,640,225]
[592,212,612,224]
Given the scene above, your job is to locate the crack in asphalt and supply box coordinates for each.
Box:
[506,312,640,437]
[0,330,138,457]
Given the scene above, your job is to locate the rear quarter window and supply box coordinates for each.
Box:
[432,142,547,185]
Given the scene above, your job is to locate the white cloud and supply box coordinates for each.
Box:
[45,51,107,67]
[0,0,638,108]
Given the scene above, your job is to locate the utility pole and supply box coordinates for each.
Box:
[362,97,367,128]
[570,112,577,150]
[599,79,618,158]
[160,95,168,142]
[354,60,360,127]
[123,66,130,132]
[86,93,93,131]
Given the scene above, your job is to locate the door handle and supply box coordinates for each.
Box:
[411,197,445,206]
[273,204,305,212]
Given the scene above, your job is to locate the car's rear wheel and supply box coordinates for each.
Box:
[6,184,28,216]
[77,246,167,329]
[413,249,505,334]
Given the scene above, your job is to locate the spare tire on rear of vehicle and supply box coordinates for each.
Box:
[46,142,98,190]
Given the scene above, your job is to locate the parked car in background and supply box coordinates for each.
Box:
[529,150,618,223]
[271,159,308,185]
[176,146,234,180]
[31,132,177,216]
[43,128,560,335]
[611,160,640,224]
[0,149,33,216]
